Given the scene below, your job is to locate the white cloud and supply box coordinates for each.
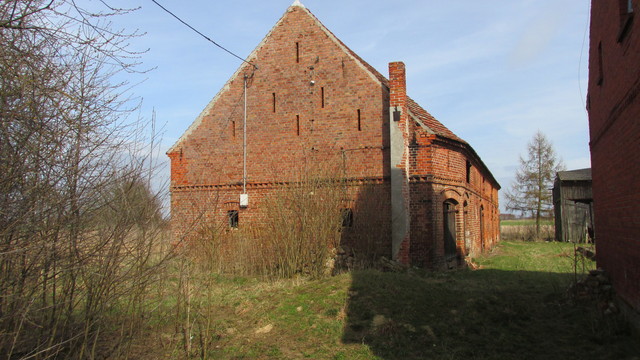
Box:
[508,0,575,68]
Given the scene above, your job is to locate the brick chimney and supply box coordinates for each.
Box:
[389,61,407,118]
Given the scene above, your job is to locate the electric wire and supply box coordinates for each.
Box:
[577,0,590,118]
[150,0,258,69]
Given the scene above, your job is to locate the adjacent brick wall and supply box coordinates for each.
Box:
[405,138,500,268]
[588,0,640,312]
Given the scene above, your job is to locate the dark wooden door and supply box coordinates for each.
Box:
[444,202,457,258]
[480,206,485,251]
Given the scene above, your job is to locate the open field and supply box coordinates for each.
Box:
[500,219,554,226]
[500,224,555,242]
[500,219,555,241]
[138,241,640,359]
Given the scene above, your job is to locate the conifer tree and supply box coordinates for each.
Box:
[505,131,565,237]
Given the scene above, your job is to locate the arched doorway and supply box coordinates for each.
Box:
[443,200,458,261]
[463,201,469,255]
[480,205,485,252]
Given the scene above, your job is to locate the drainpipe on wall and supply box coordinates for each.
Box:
[241,74,249,208]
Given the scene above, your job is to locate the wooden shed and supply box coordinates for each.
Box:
[553,168,593,243]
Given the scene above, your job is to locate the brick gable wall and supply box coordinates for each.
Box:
[168,4,500,268]
[170,6,389,187]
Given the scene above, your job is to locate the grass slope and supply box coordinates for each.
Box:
[151,242,639,359]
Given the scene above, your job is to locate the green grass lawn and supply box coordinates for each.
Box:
[147,241,639,359]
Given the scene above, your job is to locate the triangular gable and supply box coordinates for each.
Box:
[168,2,470,157]
[168,2,387,154]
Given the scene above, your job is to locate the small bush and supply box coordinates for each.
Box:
[190,162,346,279]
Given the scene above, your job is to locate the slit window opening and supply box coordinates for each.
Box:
[357,109,361,131]
[296,115,300,136]
[597,42,604,85]
[296,42,299,63]
[272,93,276,113]
[321,87,325,108]
[341,208,353,227]
[228,210,239,228]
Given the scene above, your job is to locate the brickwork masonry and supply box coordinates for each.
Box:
[168,4,500,269]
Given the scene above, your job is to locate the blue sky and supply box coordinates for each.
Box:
[111,0,592,212]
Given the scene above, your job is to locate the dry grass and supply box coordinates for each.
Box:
[188,161,350,279]
[500,224,555,241]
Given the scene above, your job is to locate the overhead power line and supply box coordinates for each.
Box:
[150,0,258,69]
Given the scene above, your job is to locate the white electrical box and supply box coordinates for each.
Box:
[240,193,249,208]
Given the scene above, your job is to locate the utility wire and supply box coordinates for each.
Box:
[577,0,590,118]
[150,0,258,69]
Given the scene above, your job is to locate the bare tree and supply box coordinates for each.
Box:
[505,131,564,238]
[0,1,169,358]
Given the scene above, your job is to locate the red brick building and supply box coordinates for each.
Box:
[167,1,500,268]
[588,0,640,314]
